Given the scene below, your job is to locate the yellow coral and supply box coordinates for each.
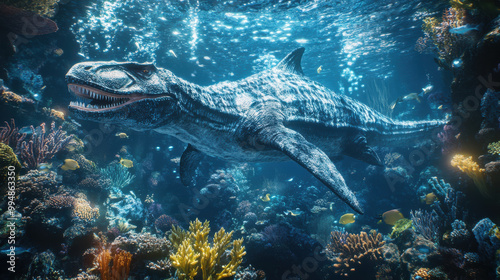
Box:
[169,218,246,280]
[451,154,490,198]
[450,0,474,9]
[2,0,61,17]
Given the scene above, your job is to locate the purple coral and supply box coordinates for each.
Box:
[0,119,26,150]
[19,122,70,169]
[154,214,179,233]
[410,209,441,243]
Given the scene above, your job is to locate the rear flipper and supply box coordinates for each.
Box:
[257,125,364,214]
[343,134,383,166]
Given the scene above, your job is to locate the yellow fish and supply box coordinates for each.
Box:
[380,209,404,226]
[61,159,79,171]
[260,193,270,202]
[317,65,322,74]
[115,132,129,139]
[438,105,443,110]
[339,213,356,225]
[422,192,438,205]
[120,158,134,168]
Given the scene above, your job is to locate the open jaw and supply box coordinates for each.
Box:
[68,84,149,112]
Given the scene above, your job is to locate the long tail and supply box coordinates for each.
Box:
[368,118,447,146]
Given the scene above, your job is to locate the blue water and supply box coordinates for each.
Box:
[1,0,500,279]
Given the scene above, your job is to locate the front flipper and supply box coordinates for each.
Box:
[258,126,364,214]
[343,134,383,166]
[180,144,204,186]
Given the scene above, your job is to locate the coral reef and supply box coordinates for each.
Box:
[100,163,135,193]
[169,218,246,280]
[481,89,500,129]
[19,122,71,169]
[1,0,61,18]
[488,141,500,156]
[0,142,21,189]
[417,6,475,68]
[111,232,171,261]
[410,209,441,243]
[472,218,500,261]
[326,230,385,278]
[0,119,26,150]
[73,193,100,223]
[154,214,179,233]
[96,248,132,280]
[451,154,491,198]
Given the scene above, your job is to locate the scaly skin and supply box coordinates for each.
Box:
[66,48,445,213]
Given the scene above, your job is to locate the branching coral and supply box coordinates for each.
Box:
[411,209,441,243]
[0,119,26,151]
[169,218,246,280]
[326,230,385,278]
[19,122,71,169]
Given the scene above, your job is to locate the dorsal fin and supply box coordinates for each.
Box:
[275,47,305,75]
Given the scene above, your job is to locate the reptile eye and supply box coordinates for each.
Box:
[142,69,150,74]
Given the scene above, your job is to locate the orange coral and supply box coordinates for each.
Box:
[50,109,65,120]
[326,230,385,278]
[96,249,132,280]
[413,267,430,280]
[1,91,23,103]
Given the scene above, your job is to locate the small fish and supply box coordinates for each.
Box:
[287,177,294,182]
[449,24,479,35]
[421,192,438,205]
[169,49,178,58]
[421,84,433,94]
[0,247,32,255]
[61,159,79,171]
[37,163,52,173]
[438,105,443,110]
[339,213,356,225]
[390,93,421,110]
[317,65,322,74]
[378,209,404,226]
[260,193,271,202]
[18,126,33,134]
[255,220,268,225]
[452,59,463,68]
[120,158,134,168]
[115,132,129,139]
[284,209,303,216]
